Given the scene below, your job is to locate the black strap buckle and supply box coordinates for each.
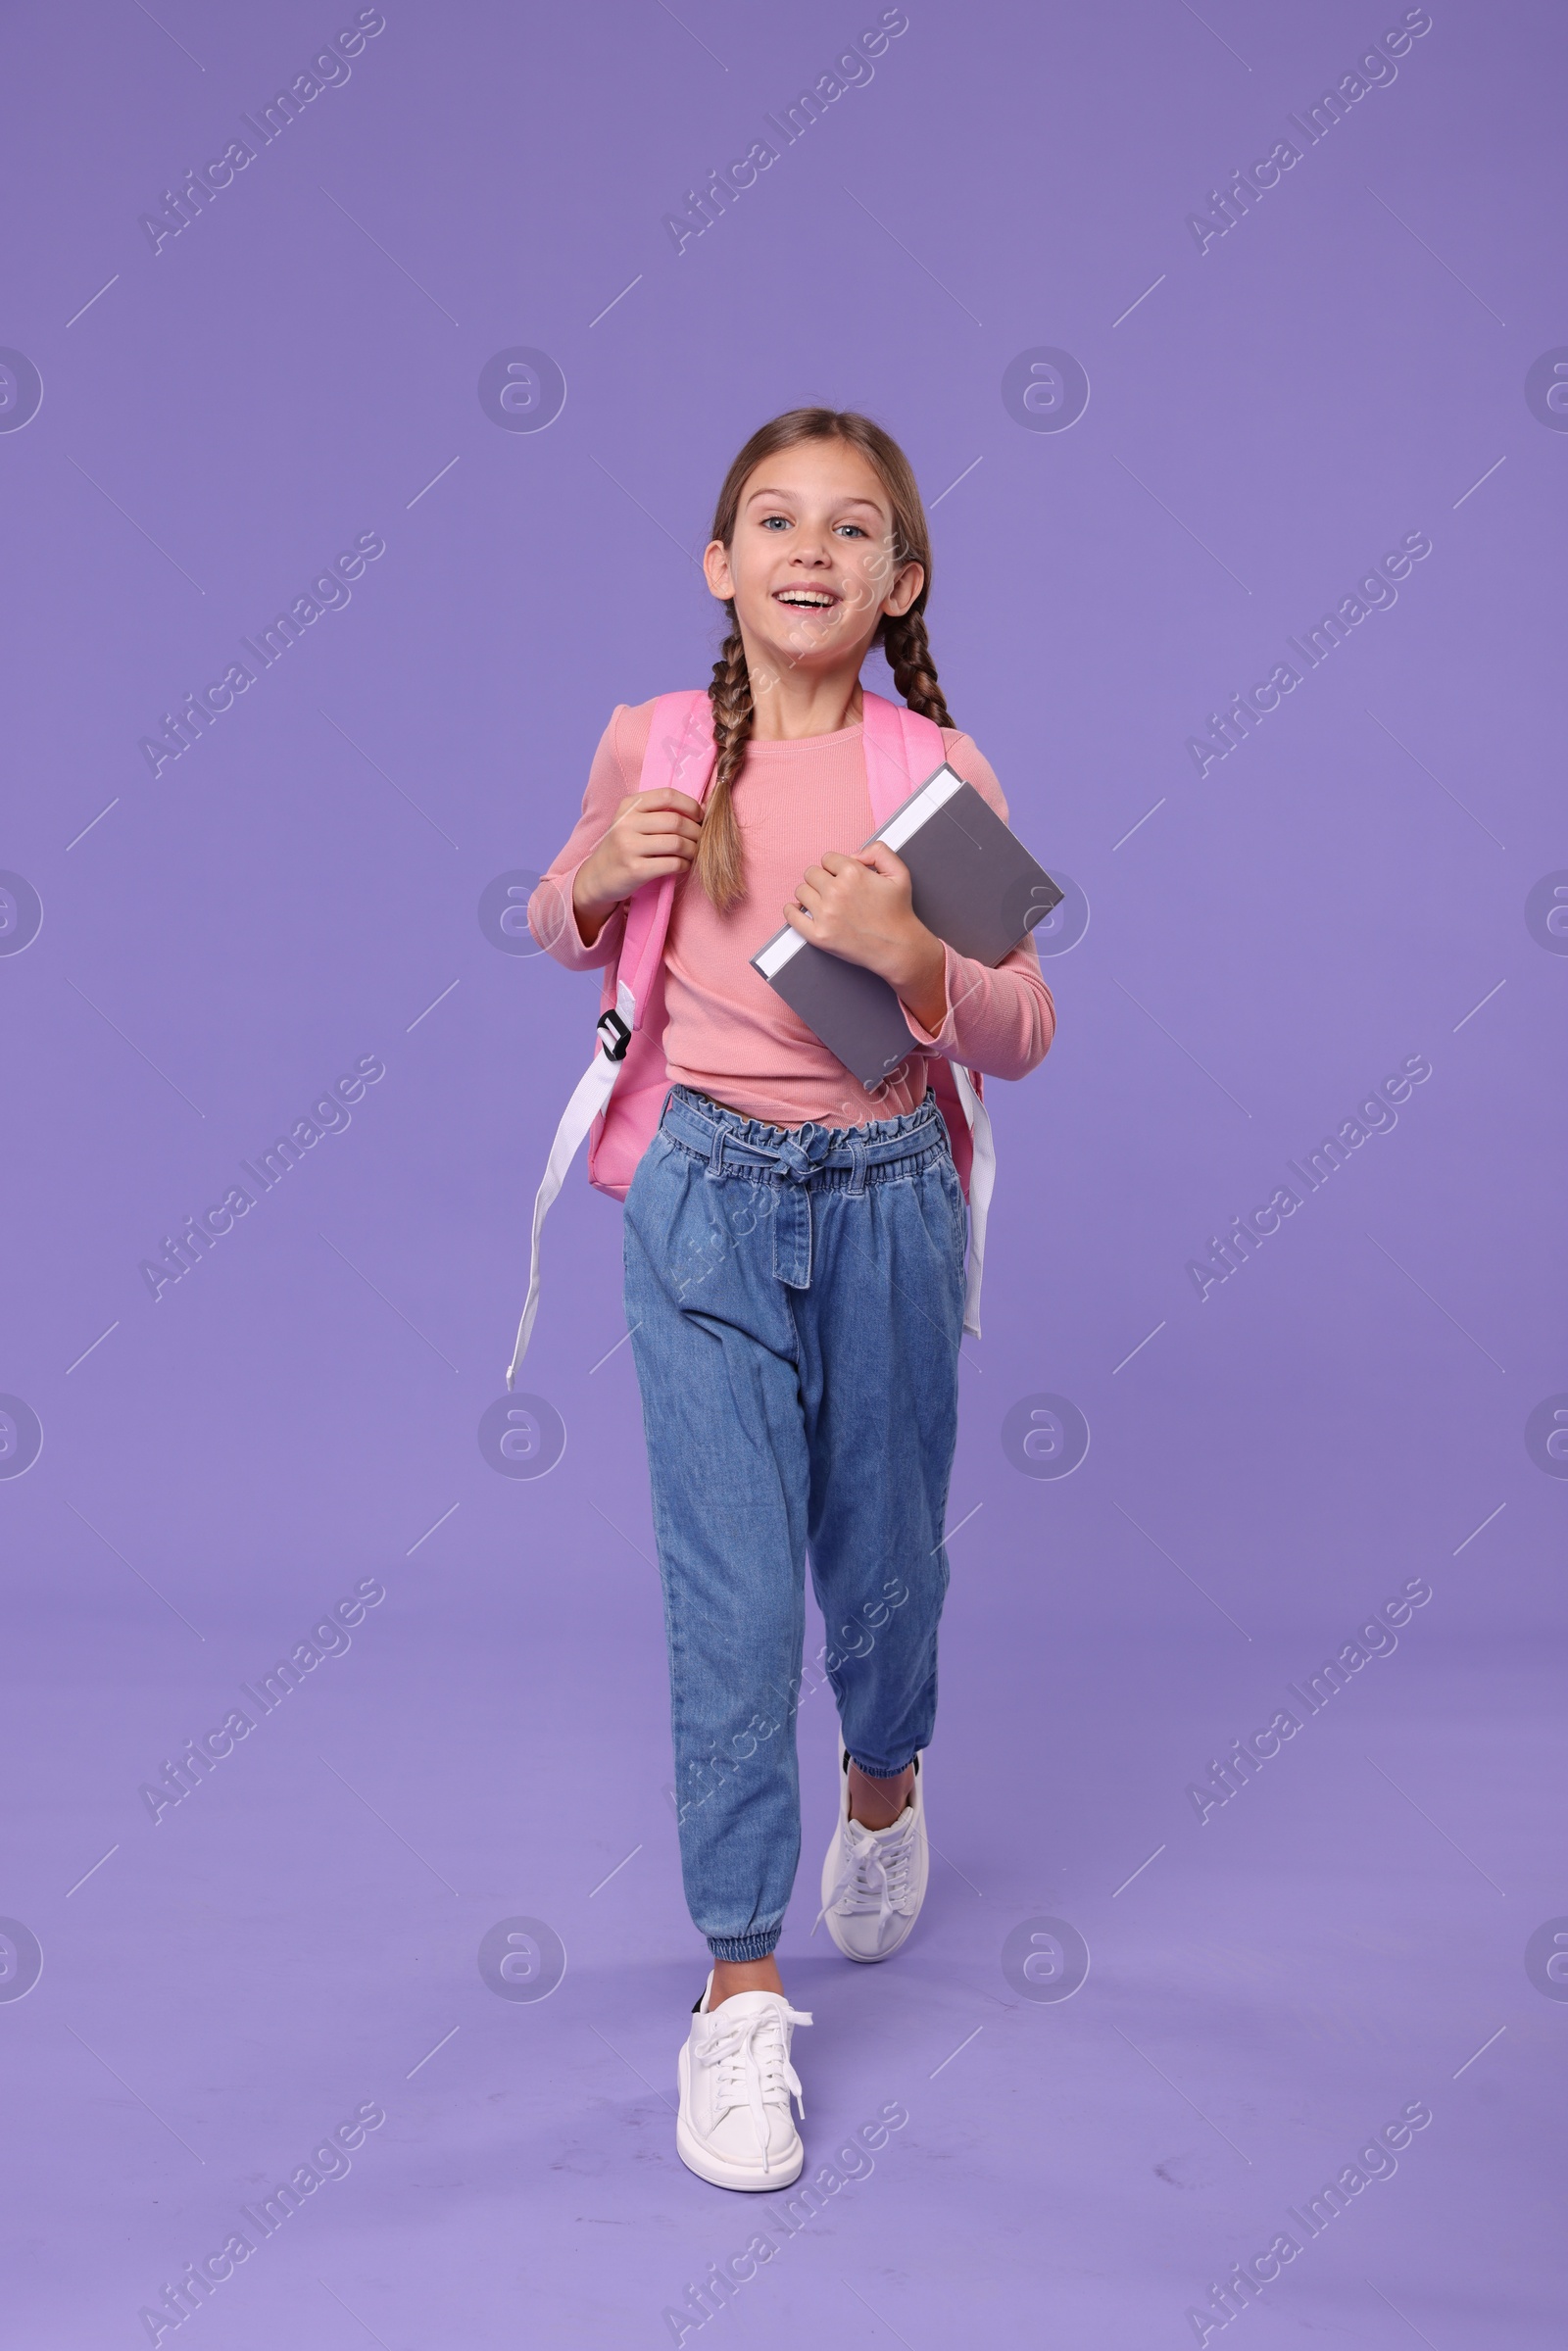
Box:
[597,1008,631,1063]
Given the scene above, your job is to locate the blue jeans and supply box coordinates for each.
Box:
[623,1083,966,1962]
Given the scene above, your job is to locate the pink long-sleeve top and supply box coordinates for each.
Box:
[527,697,1055,1130]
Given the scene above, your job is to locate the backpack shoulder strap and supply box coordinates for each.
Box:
[860,688,945,828]
[860,688,995,1342]
[506,691,714,1387]
[614,690,717,1030]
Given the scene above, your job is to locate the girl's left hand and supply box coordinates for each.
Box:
[782,845,947,1027]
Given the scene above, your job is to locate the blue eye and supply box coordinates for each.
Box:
[760,514,790,530]
[836,522,867,538]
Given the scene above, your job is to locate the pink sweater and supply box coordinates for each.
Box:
[528,698,1055,1130]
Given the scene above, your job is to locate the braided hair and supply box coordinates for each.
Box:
[697,409,954,915]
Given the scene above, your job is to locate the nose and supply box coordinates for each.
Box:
[788,527,833,567]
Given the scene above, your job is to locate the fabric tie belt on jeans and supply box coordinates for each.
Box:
[662,1086,947,1295]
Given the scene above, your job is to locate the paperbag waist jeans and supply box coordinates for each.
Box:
[623,1083,966,1962]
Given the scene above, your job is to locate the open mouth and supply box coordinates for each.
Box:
[772,588,840,612]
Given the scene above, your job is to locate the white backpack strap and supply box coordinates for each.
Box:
[505,984,633,1389]
[949,1063,994,1340]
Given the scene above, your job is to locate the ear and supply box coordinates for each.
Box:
[882,560,924,619]
[703,540,736,604]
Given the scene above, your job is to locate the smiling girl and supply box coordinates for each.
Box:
[527,410,1054,2191]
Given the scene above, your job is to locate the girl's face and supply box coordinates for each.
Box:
[704,439,924,683]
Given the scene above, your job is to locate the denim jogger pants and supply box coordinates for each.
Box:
[623,1083,966,1962]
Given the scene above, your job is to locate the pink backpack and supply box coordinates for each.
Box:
[505,687,995,1384]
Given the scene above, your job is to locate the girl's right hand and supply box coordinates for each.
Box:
[574,790,705,936]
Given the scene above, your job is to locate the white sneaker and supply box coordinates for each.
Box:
[816,1743,928,1962]
[675,1973,812,2190]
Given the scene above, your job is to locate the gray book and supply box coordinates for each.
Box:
[750,763,1062,1089]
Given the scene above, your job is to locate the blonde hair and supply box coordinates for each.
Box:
[699,408,953,913]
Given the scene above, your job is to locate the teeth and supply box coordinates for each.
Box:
[779,593,834,607]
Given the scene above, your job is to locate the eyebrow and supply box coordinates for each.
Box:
[743,485,886,514]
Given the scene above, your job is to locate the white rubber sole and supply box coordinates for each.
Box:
[675,2041,804,2191]
[818,1747,929,1963]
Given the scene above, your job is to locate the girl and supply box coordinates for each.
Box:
[527,410,1054,2191]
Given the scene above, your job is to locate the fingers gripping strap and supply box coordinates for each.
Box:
[951,1063,994,1339]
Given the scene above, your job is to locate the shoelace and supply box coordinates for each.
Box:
[698,2001,812,2175]
[814,1806,920,1939]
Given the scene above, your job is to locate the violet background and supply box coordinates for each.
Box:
[2,0,1563,2342]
